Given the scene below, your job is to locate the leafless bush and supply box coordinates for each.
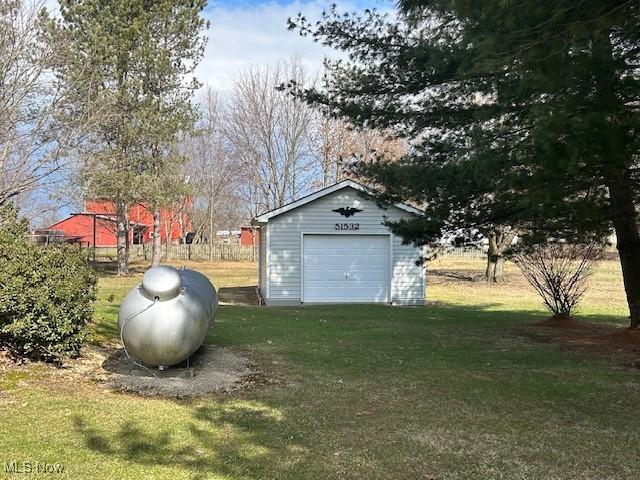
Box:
[512,241,603,319]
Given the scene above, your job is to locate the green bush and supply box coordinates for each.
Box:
[0,205,97,363]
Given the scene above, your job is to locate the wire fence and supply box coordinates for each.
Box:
[90,243,258,262]
[51,244,620,264]
[430,246,619,260]
[89,245,481,262]
[430,247,487,259]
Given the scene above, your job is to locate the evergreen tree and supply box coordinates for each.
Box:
[134,0,207,266]
[43,0,207,273]
[289,2,640,327]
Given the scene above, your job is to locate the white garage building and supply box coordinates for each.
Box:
[252,180,425,306]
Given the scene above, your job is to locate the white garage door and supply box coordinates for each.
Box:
[303,234,390,303]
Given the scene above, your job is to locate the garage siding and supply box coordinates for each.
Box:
[258,224,267,298]
[266,187,424,305]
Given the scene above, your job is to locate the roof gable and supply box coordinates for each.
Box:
[252,180,421,224]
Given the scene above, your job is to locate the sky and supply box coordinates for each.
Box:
[197,0,394,91]
[36,0,395,224]
[45,0,395,91]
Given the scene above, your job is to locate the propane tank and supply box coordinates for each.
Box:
[118,265,218,368]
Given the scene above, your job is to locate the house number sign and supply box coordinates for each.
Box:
[333,206,361,230]
[335,223,360,230]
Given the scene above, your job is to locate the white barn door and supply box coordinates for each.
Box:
[302,234,390,303]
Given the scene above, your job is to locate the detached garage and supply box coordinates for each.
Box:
[252,180,425,306]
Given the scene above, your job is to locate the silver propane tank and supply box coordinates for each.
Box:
[117,265,218,369]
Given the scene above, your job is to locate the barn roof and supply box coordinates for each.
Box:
[251,179,422,225]
[47,213,148,229]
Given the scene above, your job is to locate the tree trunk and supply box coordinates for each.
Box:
[595,32,640,329]
[178,209,184,244]
[485,254,505,283]
[208,198,214,261]
[164,217,172,260]
[494,256,505,279]
[486,233,498,282]
[151,208,162,266]
[485,229,515,283]
[115,199,129,276]
[607,172,640,329]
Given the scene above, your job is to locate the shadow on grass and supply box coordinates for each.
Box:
[428,269,480,282]
[72,400,306,480]
[423,299,627,327]
[90,304,120,343]
[418,300,544,325]
[67,301,639,479]
[421,302,638,366]
[90,261,149,277]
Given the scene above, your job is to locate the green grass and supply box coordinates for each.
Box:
[0,258,638,479]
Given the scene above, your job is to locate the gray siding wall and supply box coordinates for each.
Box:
[266,187,425,305]
[258,224,267,298]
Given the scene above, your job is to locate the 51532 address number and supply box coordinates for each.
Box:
[335,223,360,230]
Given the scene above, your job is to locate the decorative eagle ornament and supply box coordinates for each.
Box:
[332,207,363,217]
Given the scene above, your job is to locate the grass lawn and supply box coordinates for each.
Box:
[1,257,639,479]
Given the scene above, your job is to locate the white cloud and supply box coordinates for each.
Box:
[41,0,394,91]
[42,0,59,15]
[198,1,342,91]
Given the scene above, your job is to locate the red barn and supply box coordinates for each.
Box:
[45,200,191,247]
[240,226,259,247]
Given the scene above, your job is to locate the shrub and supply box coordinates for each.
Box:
[0,205,97,362]
[511,241,602,319]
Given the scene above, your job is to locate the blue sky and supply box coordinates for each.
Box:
[196,0,394,91]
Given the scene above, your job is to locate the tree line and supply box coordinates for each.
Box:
[1,1,401,276]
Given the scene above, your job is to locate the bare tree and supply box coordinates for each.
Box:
[0,0,76,208]
[224,58,315,214]
[308,116,357,187]
[512,241,603,320]
[356,128,407,165]
[184,87,243,251]
[308,114,408,189]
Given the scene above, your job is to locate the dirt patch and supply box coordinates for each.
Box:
[427,267,527,289]
[518,318,640,367]
[0,349,16,370]
[218,285,260,305]
[0,344,269,399]
[533,316,602,330]
[103,345,252,398]
[428,269,481,284]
